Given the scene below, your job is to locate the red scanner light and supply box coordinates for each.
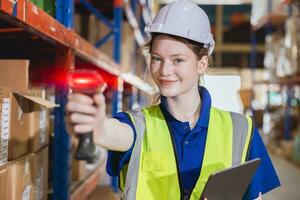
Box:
[68,70,104,93]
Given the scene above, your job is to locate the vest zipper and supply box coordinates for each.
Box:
[184,189,190,200]
[165,119,186,200]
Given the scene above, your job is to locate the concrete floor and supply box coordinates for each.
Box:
[88,153,300,200]
[263,154,300,200]
[87,186,119,200]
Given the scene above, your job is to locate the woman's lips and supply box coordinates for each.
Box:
[158,79,178,86]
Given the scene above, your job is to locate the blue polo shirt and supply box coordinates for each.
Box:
[106,86,280,199]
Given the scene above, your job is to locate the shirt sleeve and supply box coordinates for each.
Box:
[106,112,137,176]
[243,128,281,199]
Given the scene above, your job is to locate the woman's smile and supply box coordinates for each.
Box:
[158,78,179,86]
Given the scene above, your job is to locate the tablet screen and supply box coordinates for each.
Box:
[200,158,261,200]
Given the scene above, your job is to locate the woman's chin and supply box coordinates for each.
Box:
[159,89,180,97]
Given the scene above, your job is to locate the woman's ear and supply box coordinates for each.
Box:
[197,55,208,74]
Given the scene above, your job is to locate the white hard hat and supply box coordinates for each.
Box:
[145,0,215,55]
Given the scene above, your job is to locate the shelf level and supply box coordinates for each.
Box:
[70,160,106,200]
[0,0,154,94]
[254,75,300,85]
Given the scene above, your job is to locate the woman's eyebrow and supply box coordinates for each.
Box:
[150,52,188,59]
[170,54,188,58]
[150,52,161,56]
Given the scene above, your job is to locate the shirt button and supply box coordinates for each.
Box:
[184,140,189,145]
[183,125,188,130]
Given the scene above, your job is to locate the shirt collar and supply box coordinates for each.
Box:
[159,86,211,128]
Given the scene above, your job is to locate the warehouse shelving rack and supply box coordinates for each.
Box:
[0,0,154,199]
[251,0,296,141]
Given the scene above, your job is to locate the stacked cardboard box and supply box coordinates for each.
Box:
[7,153,35,200]
[32,146,49,200]
[0,88,11,167]
[0,60,57,163]
[5,146,49,200]
[0,59,56,199]
[27,88,50,153]
[0,165,8,199]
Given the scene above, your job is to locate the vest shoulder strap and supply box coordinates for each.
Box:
[229,111,254,165]
[122,109,146,199]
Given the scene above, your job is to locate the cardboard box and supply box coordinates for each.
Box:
[72,159,86,181]
[7,153,35,200]
[8,91,56,160]
[9,91,31,160]
[27,88,50,153]
[0,60,29,91]
[0,166,8,200]
[71,137,86,181]
[0,60,29,160]
[239,89,253,109]
[0,88,11,167]
[0,60,58,160]
[32,146,48,200]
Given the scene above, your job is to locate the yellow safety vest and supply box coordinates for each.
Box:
[119,105,253,200]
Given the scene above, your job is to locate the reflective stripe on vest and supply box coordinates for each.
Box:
[120,105,253,200]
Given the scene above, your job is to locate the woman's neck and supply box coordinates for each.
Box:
[166,87,201,129]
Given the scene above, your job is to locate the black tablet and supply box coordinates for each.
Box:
[199,158,261,200]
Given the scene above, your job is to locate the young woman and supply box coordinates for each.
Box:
[65,0,280,199]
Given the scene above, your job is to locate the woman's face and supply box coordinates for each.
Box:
[150,35,208,98]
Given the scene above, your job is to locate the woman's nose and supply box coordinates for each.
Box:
[160,60,173,76]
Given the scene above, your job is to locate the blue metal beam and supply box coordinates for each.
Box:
[53,86,72,200]
[95,31,114,48]
[53,1,73,199]
[113,6,123,63]
[64,0,74,29]
[80,0,114,30]
[284,87,292,140]
[56,0,74,28]
[111,0,124,193]
[56,0,64,24]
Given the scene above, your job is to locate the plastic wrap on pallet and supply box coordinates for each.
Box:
[283,16,300,75]
[251,0,288,26]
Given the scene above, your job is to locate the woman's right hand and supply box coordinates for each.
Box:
[65,85,134,152]
[65,85,107,137]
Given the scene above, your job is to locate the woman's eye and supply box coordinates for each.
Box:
[151,56,161,62]
[173,58,184,64]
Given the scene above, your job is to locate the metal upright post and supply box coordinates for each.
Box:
[250,6,257,114]
[284,86,292,140]
[53,0,74,199]
[112,0,123,115]
[111,0,124,192]
[53,84,72,200]
[283,0,294,141]
[130,0,139,109]
[113,0,123,65]
[56,0,74,28]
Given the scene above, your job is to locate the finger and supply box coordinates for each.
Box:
[99,83,107,93]
[68,93,94,105]
[66,101,97,115]
[94,93,105,108]
[64,115,76,136]
[74,124,94,133]
[69,113,95,124]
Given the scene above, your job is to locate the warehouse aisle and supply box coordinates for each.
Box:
[88,185,118,200]
[263,153,300,200]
